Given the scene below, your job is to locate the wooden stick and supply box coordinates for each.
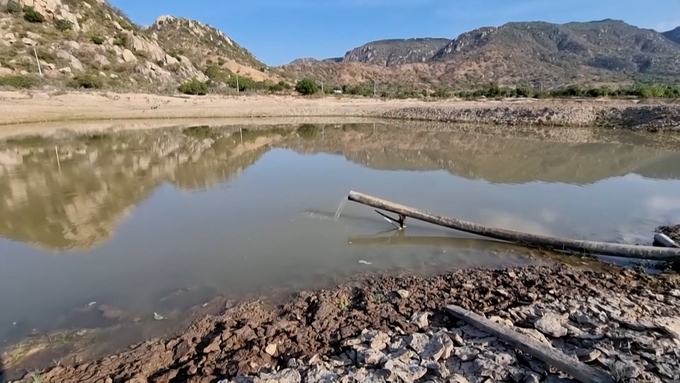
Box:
[444,305,614,383]
[347,191,680,261]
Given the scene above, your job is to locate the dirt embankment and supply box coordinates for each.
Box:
[0,91,679,132]
[382,103,680,132]
[9,265,679,383]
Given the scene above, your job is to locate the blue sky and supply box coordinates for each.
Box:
[110,0,680,66]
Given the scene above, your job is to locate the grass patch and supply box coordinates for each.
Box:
[68,73,103,89]
[182,125,216,139]
[0,74,37,89]
[3,331,75,367]
[338,294,350,311]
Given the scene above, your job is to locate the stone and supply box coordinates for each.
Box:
[653,317,680,340]
[257,369,301,383]
[422,361,450,379]
[165,54,179,66]
[361,330,390,351]
[411,312,430,329]
[448,330,465,347]
[19,70,28,75]
[609,360,641,380]
[203,336,221,353]
[0,67,12,75]
[489,316,514,327]
[59,66,72,74]
[25,31,41,40]
[448,374,469,383]
[522,372,540,383]
[396,289,410,299]
[64,40,80,50]
[109,73,119,79]
[356,346,385,366]
[305,365,338,383]
[406,333,429,354]
[576,348,601,363]
[93,54,110,67]
[21,37,38,46]
[454,346,479,362]
[265,343,277,356]
[670,289,680,298]
[122,49,137,62]
[56,50,83,71]
[3,32,16,43]
[383,358,427,383]
[534,312,568,338]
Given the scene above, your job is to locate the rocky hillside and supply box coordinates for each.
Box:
[283,20,680,88]
[342,38,449,66]
[0,0,277,92]
[663,26,680,44]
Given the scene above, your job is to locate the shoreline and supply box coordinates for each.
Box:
[0,92,679,132]
[4,263,680,382]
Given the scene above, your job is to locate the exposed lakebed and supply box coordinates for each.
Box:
[1,122,679,370]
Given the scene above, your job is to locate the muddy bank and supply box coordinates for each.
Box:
[382,103,680,132]
[7,264,679,383]
[1,91,679,132]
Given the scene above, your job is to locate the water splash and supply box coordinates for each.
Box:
[335,198,348,219]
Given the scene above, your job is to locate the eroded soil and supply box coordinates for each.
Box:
[7,264,679,383]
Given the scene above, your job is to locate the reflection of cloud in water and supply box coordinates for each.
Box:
[646,196,680,224]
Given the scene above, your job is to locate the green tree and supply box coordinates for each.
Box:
[178,79,209,95]
[23,6,44,23]
[295,78,319,95]
[54,19,72,31]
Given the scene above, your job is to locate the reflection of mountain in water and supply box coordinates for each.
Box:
[282,126,680,184]
[1,123,679,250]
[0,129,280,250]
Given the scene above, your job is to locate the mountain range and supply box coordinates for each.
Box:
[1,0,679,91]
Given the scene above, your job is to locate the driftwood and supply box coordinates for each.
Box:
[347,191,680,261]
[445,304,614,383]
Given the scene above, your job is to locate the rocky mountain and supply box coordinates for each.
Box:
[663,26,680,44]
[283,20,680,88]
[342,38,449,66]
[0,0,278,91]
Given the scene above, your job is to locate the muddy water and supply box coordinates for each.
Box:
[1,123,680,352]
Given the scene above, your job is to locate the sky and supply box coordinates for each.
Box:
[109,0,680,66]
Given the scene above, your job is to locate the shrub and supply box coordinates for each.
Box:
[0,74,37,89]
[69,74,103,89]
[178,79,209,95]
[90,35,105,45]
[113,34,128,47]
[3,0,21,14]
[217,58,225,66]
[36,48,55,62]
[295,78,319,95]
[54,19,72,31]
[23,6,44,23]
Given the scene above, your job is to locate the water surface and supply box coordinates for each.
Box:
[1,123,680,349]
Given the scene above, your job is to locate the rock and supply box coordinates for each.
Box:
[165,54,178,66]
[448,330,465,346]
[383,358,427,383]
[670,289,680,298]
[454,346,479,362]
[59,67,72,74]
[25,31,41,41]
[305,365,338,383]
[0,67,12,75]
[361,330,390,351]
[93,54,110,67]
[396,290,410,299]
[576,348,601,363]
[419,333,453,362]
[130,34,165,61]
[109,73,119,79]
[406,333,429,354]
[56,50,83,71]
[448,374,469,383]
[122,49,137,62]
[522,372,540,383]
[534,312,568,338]
[257,369,301,383]
[21,37,38,46]
[489,316,514,328]
[411,312,430,329]
[609,360,641,380]
[356,346,385,366]
[203,336,221,353]
[422,360,450,378]
[265,343,277,356]
[64,40,80,50]
[20,70,28,75]
[653,317,680,340]
[3,32,16,43]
